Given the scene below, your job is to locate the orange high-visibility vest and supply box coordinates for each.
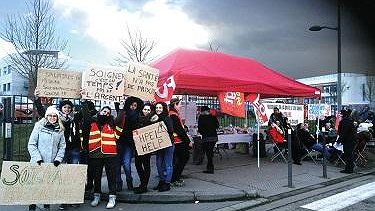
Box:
[88,122,117,154]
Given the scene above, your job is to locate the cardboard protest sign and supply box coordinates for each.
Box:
[124,62,159,101]
[218,92,246,118]
[0,161,87,205]
[133,121,172,155]
[82,66,126,102]
[36,68,82,98]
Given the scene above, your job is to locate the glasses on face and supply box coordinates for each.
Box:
[47,114,58,118]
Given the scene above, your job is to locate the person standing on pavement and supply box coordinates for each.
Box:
[133,103,157,194]
[153,102,174,192]
[86,106,119,209]
[115,96,143,191]
[337,109,356,174]
[198,106,219,174]
[28,106,66,211]
[169,98,190,186]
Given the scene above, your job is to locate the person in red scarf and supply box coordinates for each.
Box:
[169,98,190,187]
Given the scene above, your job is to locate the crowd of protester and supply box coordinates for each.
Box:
[27,91,205,210]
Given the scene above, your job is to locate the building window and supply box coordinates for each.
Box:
[3,66,7,75]
[3,84,6,92]
[362,83,366,101]
[7,83,10,91]
[7,65,11,74]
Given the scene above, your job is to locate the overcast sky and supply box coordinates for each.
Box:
[0,0,374,79]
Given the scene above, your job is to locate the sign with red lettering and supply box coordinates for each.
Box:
[133,121,172,155]
[218,92,245,118]
[247,93,268,124]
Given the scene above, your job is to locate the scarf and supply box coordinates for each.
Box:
[44,122,60,132]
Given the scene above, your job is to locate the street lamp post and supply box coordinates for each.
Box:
[309,0,342,113]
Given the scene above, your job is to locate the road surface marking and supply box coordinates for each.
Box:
[301,181,375,211]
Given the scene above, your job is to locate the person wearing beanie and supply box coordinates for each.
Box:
[169,98,190,186]
[82,105,119,209]
[337,109,356,173]
[28,106,66,211]
[198,106,219,174]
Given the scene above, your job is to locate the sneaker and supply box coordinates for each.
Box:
[59,204,66,210]
[134,186,147,194]
[106,195,116,209]
[158,182,170,192]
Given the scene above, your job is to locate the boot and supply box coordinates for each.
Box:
[90,193,101,207]
[126,180,133,190]
[134,185,147,194]
[106,195,116,209]
[153,180,163,190]
[158,182,170,192]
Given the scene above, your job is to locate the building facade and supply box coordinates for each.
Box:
[297,73,371,108]
[0,56,29,96]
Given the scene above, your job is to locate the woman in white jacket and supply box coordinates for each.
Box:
[27,106,66,211]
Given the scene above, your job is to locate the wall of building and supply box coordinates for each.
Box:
[298,73,369,106]
[0,57,29,96]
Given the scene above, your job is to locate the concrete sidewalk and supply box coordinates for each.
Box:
[99,148,375,203]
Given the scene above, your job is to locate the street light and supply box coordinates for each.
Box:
[309,0,342,113]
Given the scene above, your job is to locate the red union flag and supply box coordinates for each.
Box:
[218,92,245,118]
[247,93,268,124]
[154,75,176,102]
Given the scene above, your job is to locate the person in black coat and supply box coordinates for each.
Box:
[198,106,219,173]
[169,98,190,186]
[337,109,356,173]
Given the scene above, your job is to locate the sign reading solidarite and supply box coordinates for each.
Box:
[0,161,87,205]
[82,66,125,102]
[36,68,82,98]
[125,62,159,101]
[133,121,172,156]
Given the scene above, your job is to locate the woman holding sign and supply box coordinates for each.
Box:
[153,102,174,192]
[28,106,66,211]
[133,103,158,194]
[169,98,191,187]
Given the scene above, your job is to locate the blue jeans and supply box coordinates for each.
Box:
[119,142,134,183]
[312,143,331,158]
[156,145,174,183]
[64,148,80,164]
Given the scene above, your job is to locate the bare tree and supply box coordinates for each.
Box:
[115,25,156,65]
[207,40,220,52]
[0,0,68,95]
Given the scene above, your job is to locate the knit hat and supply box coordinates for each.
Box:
[59,100,73,110]
[45,106,59,118]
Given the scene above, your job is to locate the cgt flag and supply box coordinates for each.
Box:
[247,93,268,124]
[218,92,245,118]
[154,75,176,102]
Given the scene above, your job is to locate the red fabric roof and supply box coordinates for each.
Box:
[152,48,320,99]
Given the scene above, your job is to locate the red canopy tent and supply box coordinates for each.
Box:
[152,48,320,99]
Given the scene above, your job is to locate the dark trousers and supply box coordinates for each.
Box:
[202,141,216,171]
[343,143,354,171]
[134,153,151,188]
[90,156,118,195]
[81,151,94,190]
[172,143,190,182]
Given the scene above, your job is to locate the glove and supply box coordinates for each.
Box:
[37,160,43,165]
[53,160,61,167]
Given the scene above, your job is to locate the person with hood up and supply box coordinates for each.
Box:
[28,106,66,211]
[198,106,219,174]
[115,96,144,191]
